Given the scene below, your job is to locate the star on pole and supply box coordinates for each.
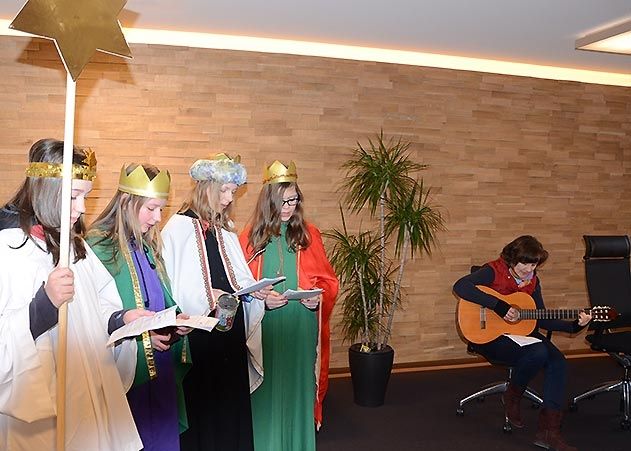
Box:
[10,0,132,81]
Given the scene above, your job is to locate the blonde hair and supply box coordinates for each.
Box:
[179,180,235,232]
[88,164,166,275]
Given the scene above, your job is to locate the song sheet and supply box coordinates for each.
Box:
[233,276,286,296]
[282,288,323,300]
[107,306,219,346]
[504,334,542,347]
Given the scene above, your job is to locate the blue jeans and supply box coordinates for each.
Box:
[473,333,567,410]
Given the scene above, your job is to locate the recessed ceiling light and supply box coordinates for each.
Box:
[576,19,631,55]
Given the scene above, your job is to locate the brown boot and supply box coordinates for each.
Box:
[533,408,577,451]
[502,383,525,428]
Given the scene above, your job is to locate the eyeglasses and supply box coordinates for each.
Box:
[281,196,300,207]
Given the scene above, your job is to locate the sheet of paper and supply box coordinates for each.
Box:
[504,334,542,347]
[107,306,177,346]
[107,307,221,346]
[233,276,286,296]
[177,315,219,332]
[282,288,323,300]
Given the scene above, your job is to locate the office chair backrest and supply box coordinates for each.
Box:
[583,235,631,329]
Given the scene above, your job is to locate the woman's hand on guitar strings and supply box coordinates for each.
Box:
[504,307,520,323]
[578,311,592,326]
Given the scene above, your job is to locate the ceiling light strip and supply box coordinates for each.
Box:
[2,20,630,87]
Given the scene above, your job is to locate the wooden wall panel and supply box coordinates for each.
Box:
[1,36,630,369]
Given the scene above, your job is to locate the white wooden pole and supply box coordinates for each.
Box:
[56,71,76,451]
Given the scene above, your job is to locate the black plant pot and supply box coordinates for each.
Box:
[348,343,395,407]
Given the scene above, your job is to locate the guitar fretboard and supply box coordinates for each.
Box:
[519,309,585,320]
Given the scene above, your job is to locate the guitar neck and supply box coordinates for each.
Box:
[519,308,585,320]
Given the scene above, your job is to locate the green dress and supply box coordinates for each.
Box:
[251,223,318,451]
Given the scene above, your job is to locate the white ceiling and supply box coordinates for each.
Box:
[1,0,631,73]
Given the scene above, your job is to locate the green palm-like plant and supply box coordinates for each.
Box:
[326,207,394,345]
[327,131,446,351]
[383,180,446,346]
[340,131,425,217]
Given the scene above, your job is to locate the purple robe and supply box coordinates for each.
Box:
[127,244,180,451]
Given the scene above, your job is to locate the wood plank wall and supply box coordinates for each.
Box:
[1,36,630,369]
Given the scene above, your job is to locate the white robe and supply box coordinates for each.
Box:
[0,229,142,451]
[161,214,265,392]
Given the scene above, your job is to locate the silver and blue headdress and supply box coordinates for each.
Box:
[189,153,247,186]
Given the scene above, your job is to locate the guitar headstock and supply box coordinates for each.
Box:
[590,306,618,321]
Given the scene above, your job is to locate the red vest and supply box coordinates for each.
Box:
[487,258,537,296]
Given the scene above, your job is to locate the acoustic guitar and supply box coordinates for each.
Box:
[457,285,617,344]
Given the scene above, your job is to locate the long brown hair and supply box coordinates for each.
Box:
[88,163,167,275]
[179,180,236,232]
[247,182,310,254]
[3,138,89,264]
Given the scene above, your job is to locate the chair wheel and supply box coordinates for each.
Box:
[568,403,578,412]
[621,420,630,430]
[503,422,512,433]
[456,408,464,416]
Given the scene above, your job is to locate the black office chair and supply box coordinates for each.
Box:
[456,266,543,433]
[569,235,631,430]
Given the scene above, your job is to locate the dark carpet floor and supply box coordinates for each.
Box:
[316,356,629,451]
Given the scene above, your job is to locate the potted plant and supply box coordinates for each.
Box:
[326,131,446,406]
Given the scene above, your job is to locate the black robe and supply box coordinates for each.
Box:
[180,212,254,451]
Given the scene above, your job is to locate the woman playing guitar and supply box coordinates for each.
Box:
[453,235,591,451]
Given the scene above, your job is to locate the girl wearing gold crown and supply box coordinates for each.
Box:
[239,160,339,450]
[87,163,192,451]
[161,154,279,451]
[0,139,143,450]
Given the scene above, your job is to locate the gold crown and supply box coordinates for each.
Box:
[263,160,298,185]
[118,165,171,199]
[25,148,97,181]
[214,153,241,163]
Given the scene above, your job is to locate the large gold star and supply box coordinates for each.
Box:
[10,0,132,81]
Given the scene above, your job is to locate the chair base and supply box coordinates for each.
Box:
[456,368,543,433]
[570,378,631,430]
[458,381,543,409]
